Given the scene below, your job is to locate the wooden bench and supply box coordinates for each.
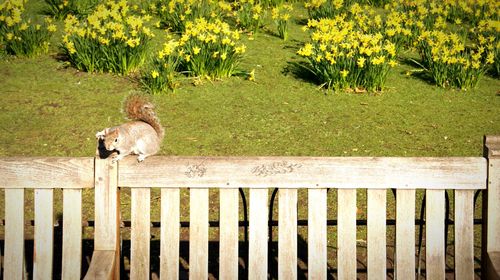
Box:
[1,135,499,279]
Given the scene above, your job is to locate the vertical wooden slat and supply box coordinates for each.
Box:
[396,189,416,280]
[94,159,119,250]
[160,188,180,280]
[487,157,500,252]
[62,189,82,280]
[189,188,209,280]
[454,190,474,280]
[220,188,239,280]
[279,189,298,279]
[249,188,268,280]
[337,189,357,280]
[367,189,386,280]
[131,188,151,279]
[426,189,445,280]
[308,188,327,280]
[33,189,54,280]
[4,189,24,280]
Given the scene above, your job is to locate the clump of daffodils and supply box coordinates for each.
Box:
[0,0,57,57]
[298,17,397,92]
[271,4,293,41]
[61,0,154,74]
[232,0,263,34]
[141,39,180,94]
[304,0,349,19]
[154,0,228,32]
[178,17,247,79]
[418,30,495,89]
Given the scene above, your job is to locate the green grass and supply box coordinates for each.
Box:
[0,2,499,158]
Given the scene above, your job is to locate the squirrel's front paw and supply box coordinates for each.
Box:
[111,154,124,163]
[96,130,105,140]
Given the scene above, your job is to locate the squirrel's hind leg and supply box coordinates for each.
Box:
[137,154,147,162]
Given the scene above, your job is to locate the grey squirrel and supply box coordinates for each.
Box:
[96,93,164,162]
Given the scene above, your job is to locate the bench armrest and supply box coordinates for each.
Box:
[83,250,119,280]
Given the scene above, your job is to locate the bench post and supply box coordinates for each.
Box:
[84,158,120,280]
[484,135,500,279]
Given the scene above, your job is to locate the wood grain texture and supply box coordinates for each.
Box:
[278,189,298,279]
[426,190,446,280]
[249,188,268,280]
[219,188,239,280]
[337,189,357,280]
[308,189,327,280]
[83,250,116,280]
[118,156,486,189]
[62,189,82,280]
[160,188,180,280]
[0,157,93,188]
[454,190,475,280]
[4,189,24,280]
[189,188,209,280]
[395,189,415,280]
[131,188,151,279]
[33,189,54,280]
[367,189,386,280]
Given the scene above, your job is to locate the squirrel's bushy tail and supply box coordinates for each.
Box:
[123,93,165,140]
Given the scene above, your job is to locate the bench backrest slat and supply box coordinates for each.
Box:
[426,190,446,279]
[33,189,54,279]
[160,188,180,280]
[367,189,387,279]
[278,189,298,279]
[4,189,25,280]
[337,189,357,279]
[454,189,475,280]
[219,188,239,279]
[189,188,209,279]
[62,188,82,280]
[395,189,416,280]
[248,188,268,279]
[308,188,327,280]
[130,188,151,279]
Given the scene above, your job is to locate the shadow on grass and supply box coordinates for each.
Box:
[282,60,321,87]
[397,56,439,87]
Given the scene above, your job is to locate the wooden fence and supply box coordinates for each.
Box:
[1,135,499,279]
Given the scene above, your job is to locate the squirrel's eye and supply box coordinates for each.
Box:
[114,138,118,143]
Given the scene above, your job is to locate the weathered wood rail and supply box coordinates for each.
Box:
[0,136,499,279]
